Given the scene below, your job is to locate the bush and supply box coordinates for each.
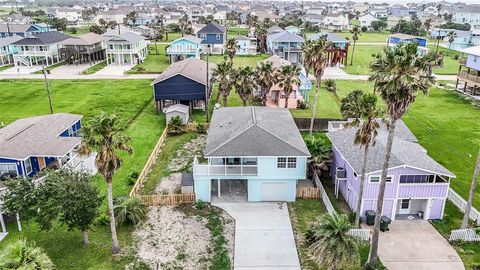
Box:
[195,200,206,210]
[96,213,110,226]
[324,79,337,94]
[167,116,186,135]
[127,171,139,185]
[297,99,307,109]
[196,122,207,134]
[114,196,147,225]
[361,26,367,32]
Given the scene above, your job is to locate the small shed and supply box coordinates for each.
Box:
[181,173,194,193]
[166,104,189,124]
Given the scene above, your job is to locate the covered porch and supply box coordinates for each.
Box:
[211,179,248,203]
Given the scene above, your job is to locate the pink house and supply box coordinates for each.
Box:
[326,120,455,221]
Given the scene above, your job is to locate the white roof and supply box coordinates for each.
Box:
[166,104,189,114]
[461,45,480,57]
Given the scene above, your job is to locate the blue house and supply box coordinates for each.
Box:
[0,24,44,38]
[0,113,84,180]
[266,28,304,65]
[196,22,226,54]
[192,106,310,202]
[152,58,215,113]
[166,35,203,63]
[387,33,429,55]
[0,35,22,67]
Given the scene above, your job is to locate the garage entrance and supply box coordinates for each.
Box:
[395,199,428,220]
[211,179,247,202]
[261,182,289,201]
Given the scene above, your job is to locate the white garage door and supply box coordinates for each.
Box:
[261,182,289,201]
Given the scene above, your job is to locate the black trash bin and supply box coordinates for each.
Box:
[366,210,375,226]
[380,216,391,232]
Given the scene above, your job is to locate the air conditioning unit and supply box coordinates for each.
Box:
[336,167,346,179]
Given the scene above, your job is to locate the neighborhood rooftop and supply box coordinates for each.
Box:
[310,32,349,43]
[0,113,82,160]
[327,120,455,177]
[173,35,202,44]
[268,30,305,42]
[12,31,72,45]
[59,32,105,46]
[261,54,292,68]
[204,106,311,157]
[152,58,215,85]
[197,21,225,34]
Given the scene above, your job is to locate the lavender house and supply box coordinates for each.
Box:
[327,120,455,221]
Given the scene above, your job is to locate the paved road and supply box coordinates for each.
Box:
[377,220,464,270]
[214,202,301,270]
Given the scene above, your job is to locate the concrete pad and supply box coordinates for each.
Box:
[214,202,300,270]
[94,64,133,75]
[0,66,42,74]
[49,63,91,75]
[378,220,464,270]
[324,67,348,76]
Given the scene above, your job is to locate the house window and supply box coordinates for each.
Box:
[353,172,358,178]
[277,157,296,168]
[0,163,17,176]
[25,158,32,174]
[200,34,206,40]
[216,34,221,40]
[399,175,435,184]
[67,127,74,137]
[369,175,392,183]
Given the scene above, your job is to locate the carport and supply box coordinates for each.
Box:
[211,179,247,202]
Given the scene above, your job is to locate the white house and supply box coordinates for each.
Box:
[358,14,379,30]
[48,7,82,25]
[103,31,148,66]
[322,14,349,31]
[454,5,480,29]
[236,35,257,55]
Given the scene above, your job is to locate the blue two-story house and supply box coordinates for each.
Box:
[166,35,203,63]
[0,23,44,38]
[266,28,304,65]
[193,106,310,202]
[196,22,226,54]
[0,113,86,180]
[0,35,22,67]
[387,33,429,56]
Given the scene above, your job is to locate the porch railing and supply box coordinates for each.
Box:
[458,71,480,84]
[193,156,258,176]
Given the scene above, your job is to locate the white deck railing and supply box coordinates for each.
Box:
[447,188,480,225]
[314,174,336,215]
[193,156,258,176]
[347,229,371,241]
[449,229,480,242]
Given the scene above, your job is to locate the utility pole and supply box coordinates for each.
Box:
[205,44,210,123]
[42,65,54,114]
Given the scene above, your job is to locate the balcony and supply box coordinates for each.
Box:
[166,48,200,55]
[193,156,258,176]
[16,50,52,57]
[458,71,480,84]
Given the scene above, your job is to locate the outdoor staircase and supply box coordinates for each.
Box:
[14,55,31,67]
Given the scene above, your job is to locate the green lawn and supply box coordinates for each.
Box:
[426,45,460,75]
[333,31,390,43]
[64,26,91,36]
[342,44,384,75]
[431,201,480,269]
[127,44,169,74]
[0,64,12,71]
[227,27,249,37]
[81,60,107,75]
[209,54,269,68]
[0,79,165,269]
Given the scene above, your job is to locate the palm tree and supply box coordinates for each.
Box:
[126,11,138,27]
[304,134,332,178]
[225,38,239,64]
[365,43,437,269]
[0,239,54,269]
[304,35,329,134]
[178,14,192,37]
[350,26,361,65]
[307,213,359,269]
[340,90,382,227]
[301,39,314,75]
[79,113,133,254]
[461,149,480,229]
[447,31,457,49]
[151,15,165,54]
[212,60,235,106]
[254,23,268,54]
[274,65,301,108]
[234,66,256,106]
[255,61,275,106]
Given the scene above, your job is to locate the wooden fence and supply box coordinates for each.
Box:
[447,188,480,225]
[347,229,371,241]
[314,174,336,214]
[293,118,344,132]
[129,128,168,197]
[449,229,480,242]
[296,187,321,199]
[138,193,196,206]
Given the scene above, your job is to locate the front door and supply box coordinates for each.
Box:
[399,199,410,215]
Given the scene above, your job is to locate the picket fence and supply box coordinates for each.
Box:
[447,188,480,225]
[296,187,321,199]
[314,174,336,214]
[138,193,196,206]
[347,229,371,241]
[449,229,480,242]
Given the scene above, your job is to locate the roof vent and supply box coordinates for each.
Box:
[251,107,257,124]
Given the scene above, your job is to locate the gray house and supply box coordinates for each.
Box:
[266,28,304,65]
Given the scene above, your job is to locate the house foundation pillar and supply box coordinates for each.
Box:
[0,213,6,233]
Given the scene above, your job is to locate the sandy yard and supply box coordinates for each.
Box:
[133,206,234,270]
[167,134,206,173]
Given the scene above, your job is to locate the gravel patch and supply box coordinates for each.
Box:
[167,135,206,173]
[154,173,181,194]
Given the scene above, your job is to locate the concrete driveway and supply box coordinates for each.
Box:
[214,202,301,270]
[95,64,133,75]
[49,63,91,75]
[378,220,464,270]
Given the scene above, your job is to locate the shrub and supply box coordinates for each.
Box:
[96,213,110,226]
[297,99,307,109]
[114,196,147,225]
[0,239,54,269]
[136,66,146,72]
[324,79,337,94]
[361,26,367,32]
[196,122,207,134]
[167,116,186,135]
[127,171,139,185]
[195,200,206,210]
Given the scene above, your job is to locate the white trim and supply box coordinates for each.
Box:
[366,164,455,178]
[398,198,411,215]
[368,175,394,183]
[0,162,19,176]
[398,173,449,184]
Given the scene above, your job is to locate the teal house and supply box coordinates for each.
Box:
[166,35,203,63]
[193,107,310,202]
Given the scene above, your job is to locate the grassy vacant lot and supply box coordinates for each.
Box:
[127,44,169,74]
[335,31,390,43]
[0,79,165,269]
[209,54,269,68]
[427,45,460,75]
[342,44,384,75]
[81,60,107,75]
[64,26,91,36]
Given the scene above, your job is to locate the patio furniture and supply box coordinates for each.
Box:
[380,216,391,232]
[366,210,376,225]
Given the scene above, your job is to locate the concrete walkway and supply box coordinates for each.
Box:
[378,220,464,270]
[49,63,91,75]
[214,202,301,270]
